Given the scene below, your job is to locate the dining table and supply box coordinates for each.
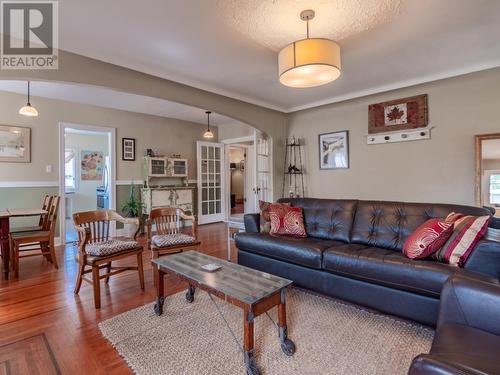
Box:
[0,208,47,279]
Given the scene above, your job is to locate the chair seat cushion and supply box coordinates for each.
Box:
[235,232,344,269]
[322,244,492,297]
[86,239,139,257]
[152,233,197,248]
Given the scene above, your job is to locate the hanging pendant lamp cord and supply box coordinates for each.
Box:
[306,19,309,39]
[27,81,30,104]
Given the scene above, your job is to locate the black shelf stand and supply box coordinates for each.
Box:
[281,137,305,198]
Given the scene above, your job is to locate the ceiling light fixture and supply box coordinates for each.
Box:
[203,111,214,139]
[278,9,341,88]
[19,81,39,116]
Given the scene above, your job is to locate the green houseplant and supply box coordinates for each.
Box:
[122,183,142,236]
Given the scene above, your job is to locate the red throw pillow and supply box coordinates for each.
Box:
[259,200,289,233]
[269,204,307,238]
[434,213,491,266]
[403,219,454,259]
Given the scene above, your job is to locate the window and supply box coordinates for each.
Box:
[65,149,77,192]
[489,174,500,204]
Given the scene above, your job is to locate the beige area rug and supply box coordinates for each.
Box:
[99,289,433,375]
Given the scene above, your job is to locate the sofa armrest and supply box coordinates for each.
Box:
[437,275,500,336]
[243,213,260,233]
[409,354,486,375]
[464,229,500,279]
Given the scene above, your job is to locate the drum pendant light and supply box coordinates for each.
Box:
[203,111,214,139]
[278,10,341,88]
[19,81,39,116]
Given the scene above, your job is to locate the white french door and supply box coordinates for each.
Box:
[197,141,226,224]
[253,131,273,209]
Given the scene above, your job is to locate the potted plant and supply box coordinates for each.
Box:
[122,183,142,237]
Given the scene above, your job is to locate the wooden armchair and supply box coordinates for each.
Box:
[73,210,144,309]
[147,208,200,256]
[10,195,53,234]
[10,196,60,278]
[147,208,200,285]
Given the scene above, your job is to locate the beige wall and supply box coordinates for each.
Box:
[0,90,217,183]
[218,122,255,141]
[0,50,287,198]
[287,68,500,206]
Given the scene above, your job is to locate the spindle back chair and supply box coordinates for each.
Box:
[73,210,144,309]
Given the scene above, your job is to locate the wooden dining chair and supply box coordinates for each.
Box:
[73,210,144,309]
[147,207,200,285]
[10,196,60,278]
[10,195,53,234]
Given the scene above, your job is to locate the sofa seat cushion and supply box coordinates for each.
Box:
[235,232,344,269]
[322,245,482,298]
[425,323,500,374]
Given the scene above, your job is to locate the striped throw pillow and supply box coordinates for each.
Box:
[434,213,490,266]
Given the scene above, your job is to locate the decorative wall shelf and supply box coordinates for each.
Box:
[366,126,434,145]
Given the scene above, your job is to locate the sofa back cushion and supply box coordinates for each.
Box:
[351,200,491,251]
[277,198,358,242]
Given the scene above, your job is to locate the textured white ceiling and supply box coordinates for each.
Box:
[218,0,401,51]
[53,0,500,111]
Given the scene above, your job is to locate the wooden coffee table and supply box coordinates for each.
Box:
[152,251,295,375]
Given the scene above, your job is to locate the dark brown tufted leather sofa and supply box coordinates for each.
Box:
[235,198,500,326]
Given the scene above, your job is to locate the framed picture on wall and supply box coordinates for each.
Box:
[319,130,349,169]
[122,137,136,161]
[0,125,31,163]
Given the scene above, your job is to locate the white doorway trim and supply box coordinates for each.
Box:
[58,122,116,245]
[224,143,255,221]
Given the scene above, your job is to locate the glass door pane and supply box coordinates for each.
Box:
[198,142,225,224]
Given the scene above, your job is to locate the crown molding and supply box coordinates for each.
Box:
[286,60,500,113]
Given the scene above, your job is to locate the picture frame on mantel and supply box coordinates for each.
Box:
[0,125,31,163]
[319,130,349,169]
[122,137,136,161]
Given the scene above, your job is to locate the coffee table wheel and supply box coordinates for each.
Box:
[154,296,164,316]
[185,285,195,303]
[246,361,261,375]
[281,338,296,356]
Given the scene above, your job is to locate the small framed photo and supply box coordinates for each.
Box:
[319,130,349,169]
[122,137,136,161]
[0,125,31,163]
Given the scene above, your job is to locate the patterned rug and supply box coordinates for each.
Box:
[99,289,433,375]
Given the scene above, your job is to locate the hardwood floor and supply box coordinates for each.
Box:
[0,222,233,375]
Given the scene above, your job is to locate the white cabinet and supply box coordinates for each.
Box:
[141,187,195,215]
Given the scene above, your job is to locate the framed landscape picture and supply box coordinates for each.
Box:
[319,130,349,169]
[0,125,31,162]
[122,137,136,161]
